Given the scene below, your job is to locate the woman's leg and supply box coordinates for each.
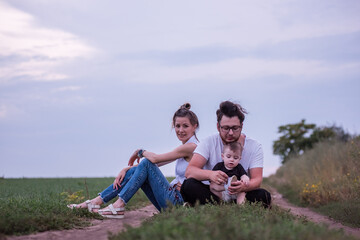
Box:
[140,179,162,211]
[71,167,137,211]
[117,158,183,211]
[98,166,137,203]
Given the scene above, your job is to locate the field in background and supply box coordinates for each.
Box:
[0,177,150,236]
[267,138,360,227]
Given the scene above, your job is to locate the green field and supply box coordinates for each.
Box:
[0,177,150,236]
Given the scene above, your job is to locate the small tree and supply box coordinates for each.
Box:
[273,120,351,164]
[273,119,315,164]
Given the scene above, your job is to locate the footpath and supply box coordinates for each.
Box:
[270,187,360,239]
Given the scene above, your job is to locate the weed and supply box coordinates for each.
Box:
[0,177,150,236]
[60,190,85,203]
[268,139,360,227]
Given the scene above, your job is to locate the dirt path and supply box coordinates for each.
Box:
[269,187,360,239]
[6,205,159,240]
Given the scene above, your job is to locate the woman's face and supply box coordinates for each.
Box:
[174,116,197,144]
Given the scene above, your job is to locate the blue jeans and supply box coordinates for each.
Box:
[99,158,183,211]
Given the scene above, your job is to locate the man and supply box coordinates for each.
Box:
[181,100,271,207]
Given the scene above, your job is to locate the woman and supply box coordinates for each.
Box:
[68,103,199,218]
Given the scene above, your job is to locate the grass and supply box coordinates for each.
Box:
[267,138,360,227]
[0,177,150,236]
[109,203,356,240]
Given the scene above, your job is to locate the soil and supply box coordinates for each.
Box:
[5,189,360,240]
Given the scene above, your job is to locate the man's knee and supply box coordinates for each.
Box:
[261,189,272,207]
[181,178,198,194]
[246,188,272,208]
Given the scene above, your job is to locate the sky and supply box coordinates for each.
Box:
[1,0,360,179]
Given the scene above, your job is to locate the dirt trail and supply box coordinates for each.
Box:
[6,205,159,240]
[270,187,360,239]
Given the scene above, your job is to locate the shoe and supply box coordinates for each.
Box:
[98,204,125,219]
[183,202,192,207]
[67,199,101,213]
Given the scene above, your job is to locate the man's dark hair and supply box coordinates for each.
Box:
[216,101,247,123]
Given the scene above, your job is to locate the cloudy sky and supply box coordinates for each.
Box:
[1,0,359,178]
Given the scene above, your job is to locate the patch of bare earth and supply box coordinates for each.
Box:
[6,205,159,240]
[269,187,360,239]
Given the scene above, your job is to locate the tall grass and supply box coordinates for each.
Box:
[109,203,355,240]
[268,138,360,227]
[0,177,150,236]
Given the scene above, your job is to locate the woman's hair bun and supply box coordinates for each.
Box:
[180,102,191,110]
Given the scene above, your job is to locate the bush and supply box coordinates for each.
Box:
[268,139,360,227]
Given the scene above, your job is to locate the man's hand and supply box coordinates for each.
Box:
[228,179,249,195]
[209,170,228,185]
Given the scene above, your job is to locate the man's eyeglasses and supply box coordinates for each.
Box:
[219,125,242,133]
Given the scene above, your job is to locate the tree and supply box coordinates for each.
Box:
[273,120,351,164]
[273,119,315,164]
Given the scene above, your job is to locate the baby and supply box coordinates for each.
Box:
[210,141,249,204]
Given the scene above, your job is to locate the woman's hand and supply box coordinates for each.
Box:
[209,170,228,185]
[113,167,128,190]
[175,182,182,192]
[128,149,141,166]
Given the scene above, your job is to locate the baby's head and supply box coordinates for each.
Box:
[222,142,243,170]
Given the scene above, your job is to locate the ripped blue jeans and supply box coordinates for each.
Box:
[99,158,183,211]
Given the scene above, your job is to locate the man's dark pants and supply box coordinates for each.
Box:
[181,178,272,208]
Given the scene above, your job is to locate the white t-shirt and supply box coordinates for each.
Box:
[194,133,263,184]
[170,135,199,187]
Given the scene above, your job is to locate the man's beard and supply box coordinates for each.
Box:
[220,134,240,144]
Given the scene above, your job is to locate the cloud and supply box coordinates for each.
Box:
[0,2,96,83]
[0,104,22,120]
[0,105,6,119]
[101,1,360,53]
[111,57,360,85]
[54,86,82,92]
[0,59,69,82]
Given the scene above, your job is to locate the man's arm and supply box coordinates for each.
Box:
[228,167,263,194]
[185,153,228,184]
